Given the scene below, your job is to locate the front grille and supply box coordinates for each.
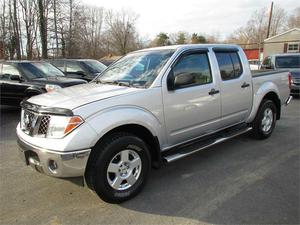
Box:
[21,109,50,137]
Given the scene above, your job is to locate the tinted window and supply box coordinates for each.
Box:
[18,62,65,79]
[275,55,300,69]
[216,52,243,80]
[173,53,212,89]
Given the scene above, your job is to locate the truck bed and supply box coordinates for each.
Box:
[252,69,290,105]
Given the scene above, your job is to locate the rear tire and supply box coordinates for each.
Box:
[85,132,151,203]
[252,99,277,139]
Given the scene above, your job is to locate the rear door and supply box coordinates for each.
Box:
[162,50,222,146]
[214,49,252,127]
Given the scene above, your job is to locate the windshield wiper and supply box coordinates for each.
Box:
[96,80,130,87]
[96,79,146,88]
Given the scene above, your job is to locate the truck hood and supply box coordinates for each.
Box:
[31,76,87,87]
[27,83,142,109]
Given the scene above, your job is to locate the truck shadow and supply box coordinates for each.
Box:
[118,123,299,224]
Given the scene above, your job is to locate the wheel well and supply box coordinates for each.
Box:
[263,92,281,120]
[92,124,162,168]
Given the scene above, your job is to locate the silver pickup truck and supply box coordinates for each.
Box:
[16,44,292,203]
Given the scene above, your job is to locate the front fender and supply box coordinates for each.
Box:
[246,81,280,123]
[86,106,166,148]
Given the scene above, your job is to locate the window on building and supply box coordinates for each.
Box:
[287,43,299,53]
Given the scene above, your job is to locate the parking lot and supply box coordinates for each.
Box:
[0,99,299,225]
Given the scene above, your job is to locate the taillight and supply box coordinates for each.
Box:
[288,72,292,90]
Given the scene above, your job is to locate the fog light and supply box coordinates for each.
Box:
[48,160,58,173]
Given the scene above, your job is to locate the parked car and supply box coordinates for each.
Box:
[261,53,300,96]
[248,59,261,70]
[50,59,107,81]
[0,61,87,106]
[17,44,292,203]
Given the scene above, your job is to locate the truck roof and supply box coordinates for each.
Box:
[270,53,300,57]
[134,44,241,53]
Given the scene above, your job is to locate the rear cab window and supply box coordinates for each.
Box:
[215,50,243,80]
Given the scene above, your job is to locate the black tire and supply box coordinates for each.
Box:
[252,99,277,139]
[85,132,151,203]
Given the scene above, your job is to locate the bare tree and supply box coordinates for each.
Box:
[19,0,38,59]
[12,0,21,59]
[37,0,47,58]
[105,9,139,55]
[287,7,300,29]
[228,5,287,48]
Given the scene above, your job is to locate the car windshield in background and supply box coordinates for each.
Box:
[18,62,65,79]
[97,49,175,88]
[275,55,300,69]
[80,60,107,74]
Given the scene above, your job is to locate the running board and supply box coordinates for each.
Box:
[163,126,252,163]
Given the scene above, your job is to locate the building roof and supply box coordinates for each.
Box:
[264,28,300,42]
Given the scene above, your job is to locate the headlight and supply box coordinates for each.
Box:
[45,84,61,92]
[47,115,84,138]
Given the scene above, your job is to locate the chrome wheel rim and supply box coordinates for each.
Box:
[261,108,273,133]
[107,149,142,191]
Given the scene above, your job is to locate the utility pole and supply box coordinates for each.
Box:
[266,1,273,39]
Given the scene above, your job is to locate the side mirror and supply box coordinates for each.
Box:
[10,74,22,81]
[174,73,196,88]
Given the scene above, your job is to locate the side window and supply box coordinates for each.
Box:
[173,53,212,89]
[1,64,21,80]
[215,52,243,80]
[66,61,83,73]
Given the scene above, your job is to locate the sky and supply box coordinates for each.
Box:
[84,0,299,40]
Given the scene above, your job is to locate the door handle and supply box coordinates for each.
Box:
[241,82,250,88]
[208,88,220,95]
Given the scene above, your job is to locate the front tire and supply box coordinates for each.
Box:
[86,132,151,203]
[252,99,277,139]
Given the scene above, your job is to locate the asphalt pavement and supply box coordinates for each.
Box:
[0,99,299,225]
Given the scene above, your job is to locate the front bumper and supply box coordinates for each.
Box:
[17,136,91,178]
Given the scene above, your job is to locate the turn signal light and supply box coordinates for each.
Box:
[64,116,83,134]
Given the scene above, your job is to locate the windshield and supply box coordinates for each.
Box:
[80,60,107,74]
[18,62,65,79]
[97,49,175,88]
[275,55,300,69]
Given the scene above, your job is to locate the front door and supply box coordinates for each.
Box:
[162,50,221,146]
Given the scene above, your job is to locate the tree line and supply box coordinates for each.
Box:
[0,0,142,59]
[0,1,299,60]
